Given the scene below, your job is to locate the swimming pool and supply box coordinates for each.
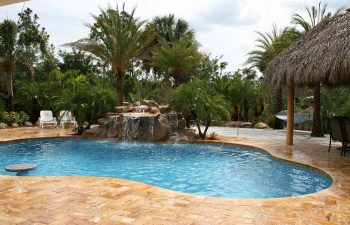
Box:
[0,139,332,198]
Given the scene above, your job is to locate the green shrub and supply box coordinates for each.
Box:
[0,112,13,125]
[0,111,29,125]
[18,111,30,124]
[9,112,20,125]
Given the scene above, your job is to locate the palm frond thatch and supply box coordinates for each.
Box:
[264,10,350,87]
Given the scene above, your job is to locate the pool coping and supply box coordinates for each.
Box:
[1,128,349,224]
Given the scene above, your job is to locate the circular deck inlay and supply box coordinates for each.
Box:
[5,164,37,172]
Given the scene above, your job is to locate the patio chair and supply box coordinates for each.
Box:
[328,118,345,153]
[342,121,350,156]
[59,111,77,128]
[39,110,57,129]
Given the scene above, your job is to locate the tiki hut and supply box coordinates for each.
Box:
[264,9,350,145]
[0,0,28,7]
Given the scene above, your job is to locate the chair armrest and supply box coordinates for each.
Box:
[72,117,76,121]
[53,117,57,121]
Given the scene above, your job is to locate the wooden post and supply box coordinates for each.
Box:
[286,85,295,145]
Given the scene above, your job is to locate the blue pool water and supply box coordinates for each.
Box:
[0,139,332,198]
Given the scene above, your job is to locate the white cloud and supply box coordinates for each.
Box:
[1,0,347,71]
[198,0,258,27]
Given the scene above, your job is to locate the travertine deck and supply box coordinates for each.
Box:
[0,127,350,224]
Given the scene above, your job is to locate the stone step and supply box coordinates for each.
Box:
[5,164,37,172]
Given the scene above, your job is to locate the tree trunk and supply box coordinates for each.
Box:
[29,63,35,81]
[163,72,170,104]
[115,70,124,106]
[195,119,203,138]
[174,76,181,87]
[232,105,240,121]
[273,87,283,129]
[244,105,249,122]
[202,119,211,139]
[5,70,14,111]
[311,83,323,137]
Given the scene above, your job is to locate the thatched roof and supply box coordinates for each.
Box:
[264,10,350,87]
[0,0,28,7]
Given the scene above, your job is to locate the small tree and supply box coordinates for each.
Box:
[171,81,230,139]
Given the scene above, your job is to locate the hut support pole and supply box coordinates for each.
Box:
[286,85,294,145]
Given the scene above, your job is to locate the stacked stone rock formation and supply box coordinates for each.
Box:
[83,100,191,142]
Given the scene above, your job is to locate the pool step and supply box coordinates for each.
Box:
[5,164,37,172]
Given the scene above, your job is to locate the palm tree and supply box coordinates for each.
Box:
[247,25,300,128]
[152,36,201,103]
[0,20,18,111]
[67,4,154,105]
[142,15,196,104]
[292,2,342,137]
[246,25,281,72]
[149,14,194,44]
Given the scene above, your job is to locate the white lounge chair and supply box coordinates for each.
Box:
[59,111,77,128]
[39,110,57,129]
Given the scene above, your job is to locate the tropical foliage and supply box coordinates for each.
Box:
[247,25,301,128]
[67,4,154,105]
[0,3,349,138]
[152,36,201,103]
[171,80,230,139]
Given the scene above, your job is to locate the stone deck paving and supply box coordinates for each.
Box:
[0,127,350,224]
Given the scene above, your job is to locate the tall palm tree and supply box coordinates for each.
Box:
[142,15,195,95]
[149,14,194,43]
[247,25,300,128]
[246,25,281,72]
[292,2,342,137]
[67,4,154,105]
[152,36,201,103]
[0,20,18,111]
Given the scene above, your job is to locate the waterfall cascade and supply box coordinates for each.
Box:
[85,100,190,142]
[123,115,155,141]
[168,112,179,143]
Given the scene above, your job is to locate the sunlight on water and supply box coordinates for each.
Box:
[0,139,332,198]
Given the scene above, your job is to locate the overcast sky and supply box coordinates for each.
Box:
[0,0,348,71]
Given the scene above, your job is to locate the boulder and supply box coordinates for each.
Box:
[12,123,20,128]
[153,114,171,141]
[241,122,253,128]
[254,122,270,129]
[180,128,198,141]
[224,121,252,128]
[123,104,134,113]
[140,99,159,107]
[115,106,124,113]
[24,122,33,127]
[83,126,107,138]
[159,105,170,114]
[177,118,186,132]
[0,122,7,129]
[133,101,141,106]
[97,117,113,128]
[149,107,159,114]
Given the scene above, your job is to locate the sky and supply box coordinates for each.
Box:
[0,0,348,71]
